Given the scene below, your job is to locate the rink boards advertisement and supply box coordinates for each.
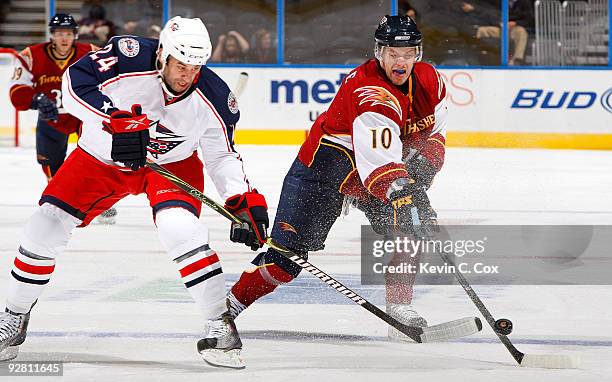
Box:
[1,62,611,149]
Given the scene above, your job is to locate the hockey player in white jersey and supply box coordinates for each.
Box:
[0,16,269,369]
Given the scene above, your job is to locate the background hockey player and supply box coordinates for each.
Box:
[226,15,447,340]
[7,14,118,224]
[0,16,268,369]
[8,14,93,180]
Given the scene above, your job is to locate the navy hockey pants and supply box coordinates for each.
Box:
[250,140,355,276]
[36,118,70,177]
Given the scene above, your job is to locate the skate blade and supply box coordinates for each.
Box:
[0,346,19,362]
[200,348,245,369]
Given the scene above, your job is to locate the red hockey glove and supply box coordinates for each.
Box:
[225,190,269,251]
[102,104,150,171]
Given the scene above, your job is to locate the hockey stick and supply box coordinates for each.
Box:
[146,160,482,343]
[233,72,249,98]
[438,251,581,368]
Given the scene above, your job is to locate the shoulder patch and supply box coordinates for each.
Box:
[354,85,402,119]
[227,91,239,114]
[118,37,140,57]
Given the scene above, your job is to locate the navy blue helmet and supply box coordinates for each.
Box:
[374,15,423,61]
[49,13,78,33]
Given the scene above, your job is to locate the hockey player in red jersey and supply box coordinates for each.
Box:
[227,15,448,341]
[0,16,268,369]
[9,14,96,180]
[7,14,119,224]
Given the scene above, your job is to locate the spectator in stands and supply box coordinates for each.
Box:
[441,0,498,39]
[399,1,419,22]
[211,30,249,63]
[108,0,153,36]
[78,5,116,45]
[476,0,534,65]
[408,0,498,64]
[247,28,275,63]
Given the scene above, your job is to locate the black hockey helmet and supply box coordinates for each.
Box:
[374,15,422,61]
[49,13,78,33]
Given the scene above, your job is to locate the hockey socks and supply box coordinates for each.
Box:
[385,248,419,305]
[7,204,79,313]
[174,245,227,319]
[7,248,55,314]
[230,263,295,309]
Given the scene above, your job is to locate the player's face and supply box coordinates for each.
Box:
[163,56,201,94]
[51,29,76,55]
[380,46,418,86]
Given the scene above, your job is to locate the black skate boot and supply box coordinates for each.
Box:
[197,311,244,369]
[0,307,32,361]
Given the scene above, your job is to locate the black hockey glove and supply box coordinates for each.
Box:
[405,154,437,190]
[225,190,269,251]
[102,104,150,171]
[359,178,438,238]
[31,93,58,121]
[387,178,438,238]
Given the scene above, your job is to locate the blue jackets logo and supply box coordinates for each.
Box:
[512,88,612,113]
[601,88,612,114]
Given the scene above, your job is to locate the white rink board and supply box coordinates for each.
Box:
[1,62,611,138]
[212,67,612,133]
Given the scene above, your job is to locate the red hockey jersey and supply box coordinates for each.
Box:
[297,59,447,201]
[9,41,96,135]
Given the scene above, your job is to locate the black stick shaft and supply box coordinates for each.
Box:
[438,251,524,364]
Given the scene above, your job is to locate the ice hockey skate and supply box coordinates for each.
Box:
[387,304,428,342]
[95,207,117,225]
[197,311,245,369]
[0,308,32,361]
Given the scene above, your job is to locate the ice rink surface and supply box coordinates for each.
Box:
[0,144,611,381]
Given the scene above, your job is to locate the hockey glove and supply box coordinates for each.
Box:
[405,155,437,190]
[387,177,438,239]
[359,178,437,238]
[225,190,269,251]
[102,104,150,171]
[31,93,58,121]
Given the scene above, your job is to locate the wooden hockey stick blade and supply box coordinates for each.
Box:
[520,354,582,369]
[420,317,483,343]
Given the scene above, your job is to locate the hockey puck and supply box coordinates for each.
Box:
[494,318,513,335]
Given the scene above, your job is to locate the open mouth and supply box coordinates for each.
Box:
[392,69,406,75]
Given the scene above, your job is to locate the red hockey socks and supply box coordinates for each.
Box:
[230,263,295,307]
[385,248,419,305]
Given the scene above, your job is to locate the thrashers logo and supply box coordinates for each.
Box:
[355,86,402,119]
[147,121,186,159]
[278,222,298,234]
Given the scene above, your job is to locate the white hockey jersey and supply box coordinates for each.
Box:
[62,36,250,199]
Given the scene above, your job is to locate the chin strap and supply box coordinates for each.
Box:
[155,58,193,100]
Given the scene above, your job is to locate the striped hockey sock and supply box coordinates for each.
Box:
[6,247,55,313]
[174,245,227,319]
